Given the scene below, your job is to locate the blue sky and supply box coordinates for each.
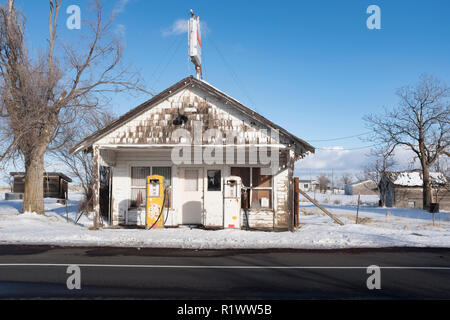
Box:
[10,0,450,179]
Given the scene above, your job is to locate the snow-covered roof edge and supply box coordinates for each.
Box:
[387,171,447,187]
[350,180,377,187]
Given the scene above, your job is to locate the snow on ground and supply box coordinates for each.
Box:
[0,189,8,200]
[302,191,380,206]
[0,191,449,249]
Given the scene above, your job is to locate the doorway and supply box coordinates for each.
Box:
[99,166,112,224]
[181,168,203,225]
[203,168,224,228]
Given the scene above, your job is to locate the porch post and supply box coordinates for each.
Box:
[92,146,101,229]
[287,149,295,232]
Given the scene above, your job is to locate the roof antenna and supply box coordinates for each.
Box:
[188,9,203,80]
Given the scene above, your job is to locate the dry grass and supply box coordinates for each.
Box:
[302,209,374,225]
[301,209,323,216]
[357,217,373,225]
[336,213,374,225]
[69,185,84,191]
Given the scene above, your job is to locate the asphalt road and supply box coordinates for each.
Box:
[0,246,449,299]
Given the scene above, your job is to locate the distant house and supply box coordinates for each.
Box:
[10,172,72,199]
[345,180,378,196]
[379,171,449,210]
[298,179,319,192]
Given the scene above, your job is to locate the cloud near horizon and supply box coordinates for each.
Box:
[295,145,419,179]
[296,147,370,177]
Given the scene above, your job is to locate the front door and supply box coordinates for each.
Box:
[99,166,112,225]
[181,168,203,225]
[203,168,224,228]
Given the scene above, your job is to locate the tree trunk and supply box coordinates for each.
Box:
[22,149,46,214]
[418,133,433,211]
[8,0,14,15]
[378,185,385,207]
[422,164,433,211]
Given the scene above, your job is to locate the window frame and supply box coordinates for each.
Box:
[129,166,173,210]
[207,170,222,192]
[130,167,150,209]
[250,168,273,210]
[153,166,173,209]
[231,167,274,210]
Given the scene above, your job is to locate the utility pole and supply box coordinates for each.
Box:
[309,170,312,192]
[331,169,334,194]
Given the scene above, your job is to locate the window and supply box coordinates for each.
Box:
[231,167,273,210]
[251,168,272,209]
[153,167,172,186]
[130,167,150,208]
[153,167,172,208]
[130,166,172,209]
[207,170,221,191]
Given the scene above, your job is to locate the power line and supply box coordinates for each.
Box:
[209,37,257,111]
[308,132,372,142]
[316,143,382,151]
[150,36,184,91]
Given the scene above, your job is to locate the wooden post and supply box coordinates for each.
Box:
[92,146,101,229]
[45,173,50,198]
[294,178,300,227]
[356,192,361,224]
[65,190,69,223]
[297,188,344,225]
[287,150,295,232]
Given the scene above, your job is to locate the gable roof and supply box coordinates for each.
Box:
[70,76,315,155]
[384,171,447,187]
[349,180,377,187]
[10,172,73,183]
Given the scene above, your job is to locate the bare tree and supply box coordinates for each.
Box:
[0,1,144,214]
[431,155,450,203]
[362,147,397,206]
[52,111,115,213]
[432,155,449,179]
[339,173,353,189]
[1,171,12,191]
[317,175,330,193]
[363,147,396,183]
[364,75,450,210]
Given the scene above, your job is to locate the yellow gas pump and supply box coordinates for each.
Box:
[146,175,166,230]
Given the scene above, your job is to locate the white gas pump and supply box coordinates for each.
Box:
[224,176,242,229]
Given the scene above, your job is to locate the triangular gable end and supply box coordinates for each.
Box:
[70,76,314,156]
